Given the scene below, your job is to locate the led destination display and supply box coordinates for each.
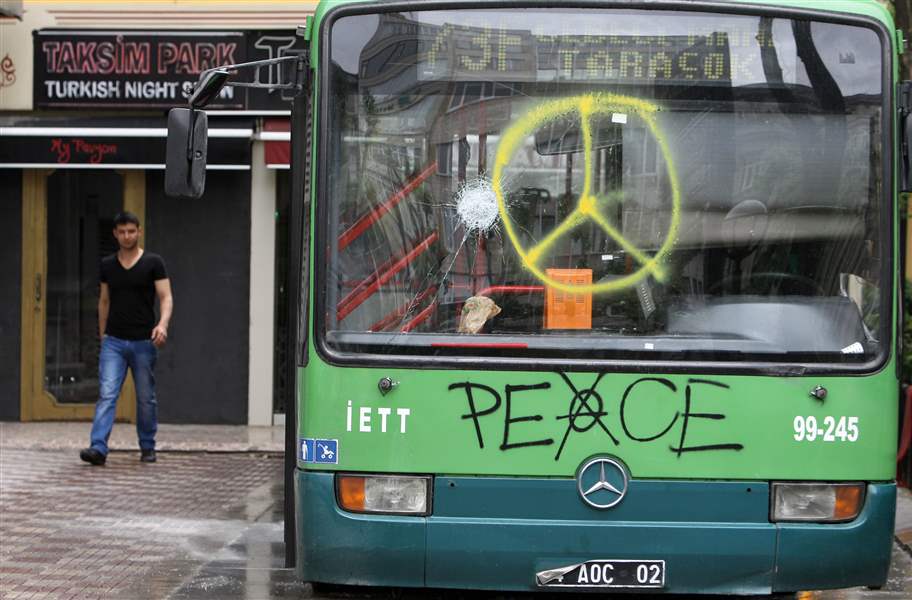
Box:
[420,27,734,84]
[358,14,753,85]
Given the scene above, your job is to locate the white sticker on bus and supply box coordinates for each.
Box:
[347,400,411,434]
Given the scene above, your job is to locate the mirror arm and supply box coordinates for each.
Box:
[199,54,302,78]
[194,54,308,96]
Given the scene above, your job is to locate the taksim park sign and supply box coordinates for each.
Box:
[33,29,306,110]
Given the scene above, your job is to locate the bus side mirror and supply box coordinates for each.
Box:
[165,107,207,198]
[164,69,229,198]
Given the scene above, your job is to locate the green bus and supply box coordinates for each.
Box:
[166,0,907,594]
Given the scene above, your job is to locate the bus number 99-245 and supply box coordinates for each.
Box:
[793,416,859,442]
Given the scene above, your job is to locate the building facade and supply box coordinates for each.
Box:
[0,0,314,425]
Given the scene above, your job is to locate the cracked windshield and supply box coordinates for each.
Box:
[325,8,885,361]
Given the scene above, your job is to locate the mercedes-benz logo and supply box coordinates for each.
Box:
[576,456,629,509]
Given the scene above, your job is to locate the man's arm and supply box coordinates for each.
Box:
[98,282,110,339]
[151,278,173,347]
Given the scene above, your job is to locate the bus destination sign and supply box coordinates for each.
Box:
[417,24,738,84]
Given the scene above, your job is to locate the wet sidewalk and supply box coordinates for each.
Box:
[0,422,295,599]
[0,447,301,599]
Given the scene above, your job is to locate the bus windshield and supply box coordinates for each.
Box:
[323,8,886,363]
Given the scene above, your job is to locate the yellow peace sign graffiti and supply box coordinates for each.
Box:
[492,94,682,294]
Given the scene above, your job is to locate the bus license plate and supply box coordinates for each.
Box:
[536,560,665,589]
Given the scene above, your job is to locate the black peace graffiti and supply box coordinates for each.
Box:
[449,374,744,460]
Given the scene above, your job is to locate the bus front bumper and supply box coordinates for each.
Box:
[295,470,895,594]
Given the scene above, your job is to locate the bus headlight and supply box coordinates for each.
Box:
[771,482,865,522]
[336,474,431,515]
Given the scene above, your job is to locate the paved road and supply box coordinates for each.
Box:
[2,449,911,599]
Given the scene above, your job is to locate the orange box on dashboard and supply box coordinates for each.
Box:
[544,269,592,330]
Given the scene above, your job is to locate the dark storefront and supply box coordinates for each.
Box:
[0,27,303,424]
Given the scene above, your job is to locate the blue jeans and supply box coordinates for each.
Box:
[89,335,158,456]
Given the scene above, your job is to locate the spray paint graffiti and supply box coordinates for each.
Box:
[492,93,682,294]
[450,373,744,461]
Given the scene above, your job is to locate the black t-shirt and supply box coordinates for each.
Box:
[100,252,168,340]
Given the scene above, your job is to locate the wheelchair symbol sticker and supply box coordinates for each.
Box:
[314,439,339,464]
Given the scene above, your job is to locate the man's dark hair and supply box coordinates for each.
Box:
[113,211,141,227]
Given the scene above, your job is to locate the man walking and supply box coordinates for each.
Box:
[80,212,173,466]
